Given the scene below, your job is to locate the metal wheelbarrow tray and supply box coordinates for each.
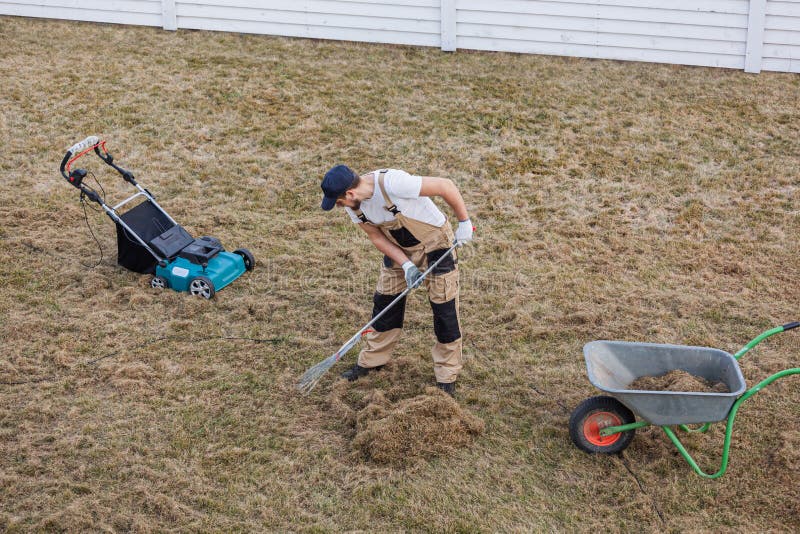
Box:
[583,341,746,426]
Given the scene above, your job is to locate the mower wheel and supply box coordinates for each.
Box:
[189,276,215,299]
[569,395,636,454]
[234,248,255,271]
[151,276,169,290]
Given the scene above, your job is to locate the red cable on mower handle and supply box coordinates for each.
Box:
[60,136,104,182]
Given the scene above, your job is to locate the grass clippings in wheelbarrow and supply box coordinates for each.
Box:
[628,369,729,393]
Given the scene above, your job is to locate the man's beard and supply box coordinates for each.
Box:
[351,200,361,210]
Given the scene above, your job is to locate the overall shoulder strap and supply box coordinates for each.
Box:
[377,170,400,215]
[353,208,369,223]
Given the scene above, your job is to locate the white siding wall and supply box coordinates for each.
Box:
[0,0,797,73]
[456,0,751,69]
[763,0,800,72]
[175,0,442,47]
[0,0,162,26]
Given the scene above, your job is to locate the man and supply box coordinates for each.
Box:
[320,164,473,395]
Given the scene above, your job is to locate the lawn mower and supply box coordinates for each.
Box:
[59,136,254,298]
[569,322,799,478]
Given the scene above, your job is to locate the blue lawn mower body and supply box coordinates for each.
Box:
[148,229,252,298]
[60,136,254,298]
[156,253,246,295]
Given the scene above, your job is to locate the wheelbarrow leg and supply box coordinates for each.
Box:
[663,367,800,479]
[662,426,730,479]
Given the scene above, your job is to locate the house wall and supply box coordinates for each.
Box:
[763,0,800,72]
[0,0,797,73]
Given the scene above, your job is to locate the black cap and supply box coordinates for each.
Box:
[320,165,358,210]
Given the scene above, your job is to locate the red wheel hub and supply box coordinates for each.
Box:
[583,411,623,446]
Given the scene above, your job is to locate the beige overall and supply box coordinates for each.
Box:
[354,171,462,384]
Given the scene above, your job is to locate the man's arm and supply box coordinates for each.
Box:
[360,223,424,287]
[359,223,410,265]
[418,177,469,222]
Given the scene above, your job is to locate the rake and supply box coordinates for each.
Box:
[298,243,459,394]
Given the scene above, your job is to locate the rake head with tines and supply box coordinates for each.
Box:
[297,352,340,395]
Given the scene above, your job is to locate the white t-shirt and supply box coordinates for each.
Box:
[345,169,446,227]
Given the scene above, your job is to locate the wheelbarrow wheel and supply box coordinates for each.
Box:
[569,396,636,454]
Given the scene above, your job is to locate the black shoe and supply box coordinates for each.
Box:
[437,381,456,396]
[341,364,383,382]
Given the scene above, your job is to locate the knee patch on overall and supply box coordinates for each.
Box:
[430,299,461,343]
[372,292,406,332]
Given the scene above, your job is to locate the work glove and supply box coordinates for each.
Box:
[402,261,424,289]
[454,218,474,246]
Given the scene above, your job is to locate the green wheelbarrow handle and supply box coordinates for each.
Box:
[734,321,799,360]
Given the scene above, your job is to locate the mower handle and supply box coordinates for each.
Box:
[733,321,799,360]
[60,135,101,181]
[59,136,137,187]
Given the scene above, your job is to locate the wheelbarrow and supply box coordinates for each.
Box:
[569,322,800,478]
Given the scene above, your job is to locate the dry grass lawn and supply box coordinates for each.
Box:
[1,15,799,532]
